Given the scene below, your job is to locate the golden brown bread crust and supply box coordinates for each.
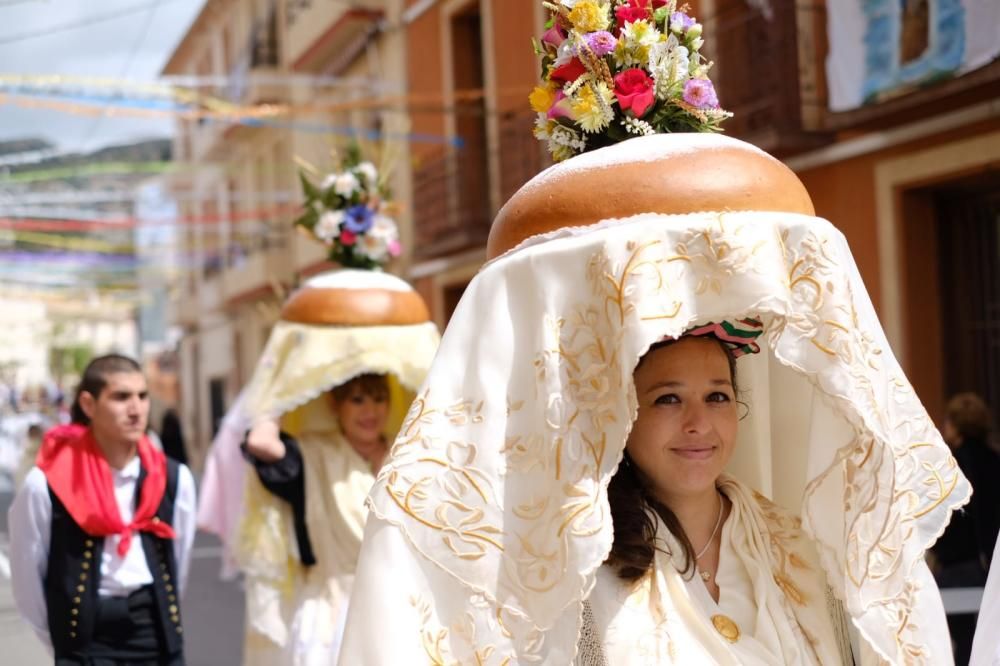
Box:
[280,286,431,326]
[487,137,814,259]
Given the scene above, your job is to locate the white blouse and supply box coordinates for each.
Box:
[680,517,779,666]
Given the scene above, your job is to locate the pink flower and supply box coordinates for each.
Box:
[546,89,573,120]
[541,24,565,48]
[614,68,656,117]
[683,78,720,109]
[340,230,357,246]
[582,31,617,57]
[387,239,401,257]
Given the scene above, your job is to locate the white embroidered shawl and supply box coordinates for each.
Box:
[341,208,967,665]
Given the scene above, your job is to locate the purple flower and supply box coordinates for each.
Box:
[343,205,375,234]
[670,11,696,32]
[582,31,617,57]
[682,78,719,109]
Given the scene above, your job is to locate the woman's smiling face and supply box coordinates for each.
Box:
[626,336,738,504]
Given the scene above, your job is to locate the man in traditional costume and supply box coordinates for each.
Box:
[9,354,196,665]
[339,2,968,663]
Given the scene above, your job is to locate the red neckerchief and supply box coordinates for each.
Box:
[37,423,176,556]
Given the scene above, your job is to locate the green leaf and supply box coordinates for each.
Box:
[299,171,321,201]
[293,207,319,230]
[344,142,362,168]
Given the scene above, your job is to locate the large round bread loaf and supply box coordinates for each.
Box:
[487,134,814,259]
[280,269,430,326]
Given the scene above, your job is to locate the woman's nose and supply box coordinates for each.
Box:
[683,403,710,433]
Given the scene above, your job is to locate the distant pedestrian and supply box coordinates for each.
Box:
[7,354,196,665]
[932,392,1000,665]
[14,421,45,490]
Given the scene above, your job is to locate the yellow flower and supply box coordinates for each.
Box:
[568,1,609,33]
[569,82,615,133]
[529,85,556,114]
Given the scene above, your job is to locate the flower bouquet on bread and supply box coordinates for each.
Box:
[531,0,731,161]
[293,144,402,270]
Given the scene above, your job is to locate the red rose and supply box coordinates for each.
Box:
[615,0,652,32]
[549,58,586,84]
[614,68,655,118]
[340,230,357,246]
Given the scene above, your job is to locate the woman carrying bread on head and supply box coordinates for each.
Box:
[198,154,440,666]
[338,3,967,664]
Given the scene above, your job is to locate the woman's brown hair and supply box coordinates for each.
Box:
[331,373,390,402]
[605,336,738,582]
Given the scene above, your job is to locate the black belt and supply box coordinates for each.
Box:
[55,585,184,666]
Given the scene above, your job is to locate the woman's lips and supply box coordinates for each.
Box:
[670,446,716,460]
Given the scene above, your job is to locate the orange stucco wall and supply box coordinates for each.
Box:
[798,116,1000,314]
[406,0,446,161]
[491,0,539,113]
[797,115,1000,422]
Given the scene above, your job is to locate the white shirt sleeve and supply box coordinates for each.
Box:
[7,467,53,651]
[171,464,197,594]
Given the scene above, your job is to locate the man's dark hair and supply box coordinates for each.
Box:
[70,354,143,425]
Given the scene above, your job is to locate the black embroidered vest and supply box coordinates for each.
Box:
[44,458,184,657]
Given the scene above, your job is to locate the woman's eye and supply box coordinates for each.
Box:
[707,392,731,403]
[654,393,680,405]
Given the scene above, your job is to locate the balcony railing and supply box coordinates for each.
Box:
[412,105,548,260]
[702,0,828,153]
[225,10,280,103]
[497,109,548,204]
[412,142,491,259]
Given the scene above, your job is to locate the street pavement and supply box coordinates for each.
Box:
[0,471,246,665]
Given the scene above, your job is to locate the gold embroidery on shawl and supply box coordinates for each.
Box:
[410,596,528,665]
[385,391,504,559]
[754,490,812,607]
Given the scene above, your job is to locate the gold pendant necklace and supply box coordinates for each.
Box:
[694,492,724,584]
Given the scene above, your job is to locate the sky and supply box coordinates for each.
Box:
[0,0,207,153]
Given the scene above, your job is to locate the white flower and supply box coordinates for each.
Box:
[358,231,389,261]
[369,214,399,241]
[355,161,378,185]
[320,173,338,190]
[313,211,343,243]
[333,172,360,197]
[622,19,660,49]
[553,38,576,67]
[533,114,553,141]
[649,35,689,98]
